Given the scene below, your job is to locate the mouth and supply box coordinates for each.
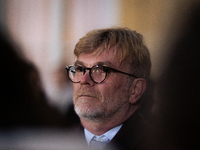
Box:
[78,94,98,99]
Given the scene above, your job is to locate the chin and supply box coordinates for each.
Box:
[75,105,105,120]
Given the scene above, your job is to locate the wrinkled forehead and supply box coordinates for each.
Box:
[75,46,125,65]
[75,48,130,70]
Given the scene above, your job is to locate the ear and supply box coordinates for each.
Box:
[129,78,146,104]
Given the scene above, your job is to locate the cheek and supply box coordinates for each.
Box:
[73,85,79,99]
[100,81,124,102]
[73,84,79,92]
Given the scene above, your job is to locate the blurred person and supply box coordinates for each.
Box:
[155,3,200,150]
[50,64,73,113]
[65,27,159,150]
[0,27,64,128]
[0,26,90,149]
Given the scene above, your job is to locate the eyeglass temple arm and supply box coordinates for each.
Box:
[109,67,138,78]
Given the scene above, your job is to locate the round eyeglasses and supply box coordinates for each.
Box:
[65,65,138,84]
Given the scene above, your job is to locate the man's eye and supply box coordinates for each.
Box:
[102,66,108,72]
[76,66,84,72]
[92,68,101,73]
[93,66,107,73]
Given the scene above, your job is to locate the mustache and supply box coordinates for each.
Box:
[75,87,101,99]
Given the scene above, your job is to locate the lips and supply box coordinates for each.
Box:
[77,93,99,99]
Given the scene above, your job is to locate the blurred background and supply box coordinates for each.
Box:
[0,0,198,112]
[0,0,196,112]
[1,0,200,149]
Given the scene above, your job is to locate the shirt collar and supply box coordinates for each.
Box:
[84,124,123,145]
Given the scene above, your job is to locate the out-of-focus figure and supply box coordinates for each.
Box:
[155,3,200,150]
[0,26,85,150]
[0,27,64,128]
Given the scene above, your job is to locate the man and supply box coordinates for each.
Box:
[66,27,156,150]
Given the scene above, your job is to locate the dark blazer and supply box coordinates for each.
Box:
[104,111,159,150]
[75,111,160,150]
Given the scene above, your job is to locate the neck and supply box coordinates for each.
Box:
[80,106,138,135]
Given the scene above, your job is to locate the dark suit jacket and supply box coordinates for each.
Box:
[104,111,160,150]
[75,111,160,150]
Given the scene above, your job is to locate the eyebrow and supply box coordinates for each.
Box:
[74,60,114,67]
[74,60,84,66]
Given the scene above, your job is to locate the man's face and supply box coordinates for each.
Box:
[73,48,133,121]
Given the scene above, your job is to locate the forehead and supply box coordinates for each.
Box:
[75,48,121,67]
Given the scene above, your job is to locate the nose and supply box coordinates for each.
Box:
[80,69,95,85]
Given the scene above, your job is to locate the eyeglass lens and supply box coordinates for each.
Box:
[68,65,107,83]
